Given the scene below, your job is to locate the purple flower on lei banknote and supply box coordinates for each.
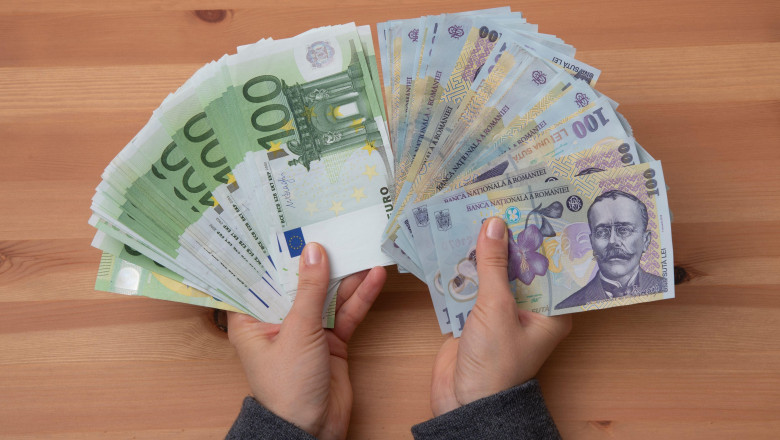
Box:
[508,224,549,285]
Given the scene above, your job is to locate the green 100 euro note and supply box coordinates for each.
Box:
[95,252,339,328]
[429,161,673,336]
[89,24,393,324]
[95,251,243,313]
[213,24,395,293]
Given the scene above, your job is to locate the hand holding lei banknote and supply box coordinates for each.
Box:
[429,218,571,416]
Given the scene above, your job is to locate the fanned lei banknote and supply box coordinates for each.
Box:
[91,9,673,334]
[377,9,674,335]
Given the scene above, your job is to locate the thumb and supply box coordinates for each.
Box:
[474,217,515,311]
[283,242,330,334]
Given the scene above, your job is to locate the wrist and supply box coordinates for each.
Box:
[252,395,321,437]
[229,396,318,440]
[454,368,534,409]
[415,380,562,440]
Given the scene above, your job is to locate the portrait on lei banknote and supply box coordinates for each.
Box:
[554,189,665,309]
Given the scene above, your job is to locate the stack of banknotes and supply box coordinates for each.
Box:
[90,8,674,335]
[90,24,395,327]
[377,7,674,335]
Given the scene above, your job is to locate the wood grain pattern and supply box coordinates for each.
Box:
[1,0,779,438]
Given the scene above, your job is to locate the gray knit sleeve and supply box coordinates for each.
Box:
[411,379,562,440]
[226,396,317,440]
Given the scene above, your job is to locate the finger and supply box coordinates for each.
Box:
[474,217,515,311]
[283,243,330,334]
[227,311,279,346]
[332,266,387,342]
[432,337,459,378]
[430,336,459,415]
[335,269,370,312]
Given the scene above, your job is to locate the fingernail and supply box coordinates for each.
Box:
[486,217,506,240]
[303,244,322,266]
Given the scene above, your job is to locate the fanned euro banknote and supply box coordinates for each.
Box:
[91,9,673,333]
[91,24,393,326]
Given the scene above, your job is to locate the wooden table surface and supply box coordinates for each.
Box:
[1,0,779,438]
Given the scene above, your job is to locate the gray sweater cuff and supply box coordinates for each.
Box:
[226,396,317,440]
[411,379,562,440]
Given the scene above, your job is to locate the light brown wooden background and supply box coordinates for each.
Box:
[1,0,779,438]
